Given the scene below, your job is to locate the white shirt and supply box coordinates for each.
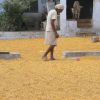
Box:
[46,9,58,32]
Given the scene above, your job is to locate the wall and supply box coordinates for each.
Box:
[60,0,100,36]
[93,0,100,32]
[38,0,46,13]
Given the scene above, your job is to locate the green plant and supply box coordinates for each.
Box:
[0,0,37,31]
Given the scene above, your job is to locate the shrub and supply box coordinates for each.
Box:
[0,0,36,31]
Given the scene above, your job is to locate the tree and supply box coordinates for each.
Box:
[0,0,37,31]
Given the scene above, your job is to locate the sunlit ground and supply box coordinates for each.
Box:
[0,37,100,100]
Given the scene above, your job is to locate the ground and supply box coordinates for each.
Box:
[0,37,100,100]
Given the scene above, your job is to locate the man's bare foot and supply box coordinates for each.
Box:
[50,58,56,60]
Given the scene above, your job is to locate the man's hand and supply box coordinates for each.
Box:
[55,33,59,38]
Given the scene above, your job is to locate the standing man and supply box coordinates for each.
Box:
[72,0,82,19]
[42,4,64,61]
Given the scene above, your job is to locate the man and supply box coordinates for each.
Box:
[72,0,82,19]
[42,4,64,61]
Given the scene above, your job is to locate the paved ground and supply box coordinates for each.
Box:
[0,37,100,100]
[0,31,44,39]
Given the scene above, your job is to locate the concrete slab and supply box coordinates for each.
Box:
[0,52,21,59]
[63,51,100,58]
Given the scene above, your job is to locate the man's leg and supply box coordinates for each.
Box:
[50,45,55,60]
[42,45,54,59]
[78,12,80,19]
[75,14,77,19]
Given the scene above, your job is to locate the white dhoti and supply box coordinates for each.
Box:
[45,31,56,45]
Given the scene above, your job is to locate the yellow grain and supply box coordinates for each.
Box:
[0,37,100,100]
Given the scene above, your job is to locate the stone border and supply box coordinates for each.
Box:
[76,32,96,37]
[0,52,21,59]
[63,51,100,58]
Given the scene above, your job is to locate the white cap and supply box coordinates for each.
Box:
[55,4,64,10]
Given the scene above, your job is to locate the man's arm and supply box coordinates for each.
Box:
[51,19,59,38]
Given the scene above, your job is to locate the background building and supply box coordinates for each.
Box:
[60,0,100,36]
